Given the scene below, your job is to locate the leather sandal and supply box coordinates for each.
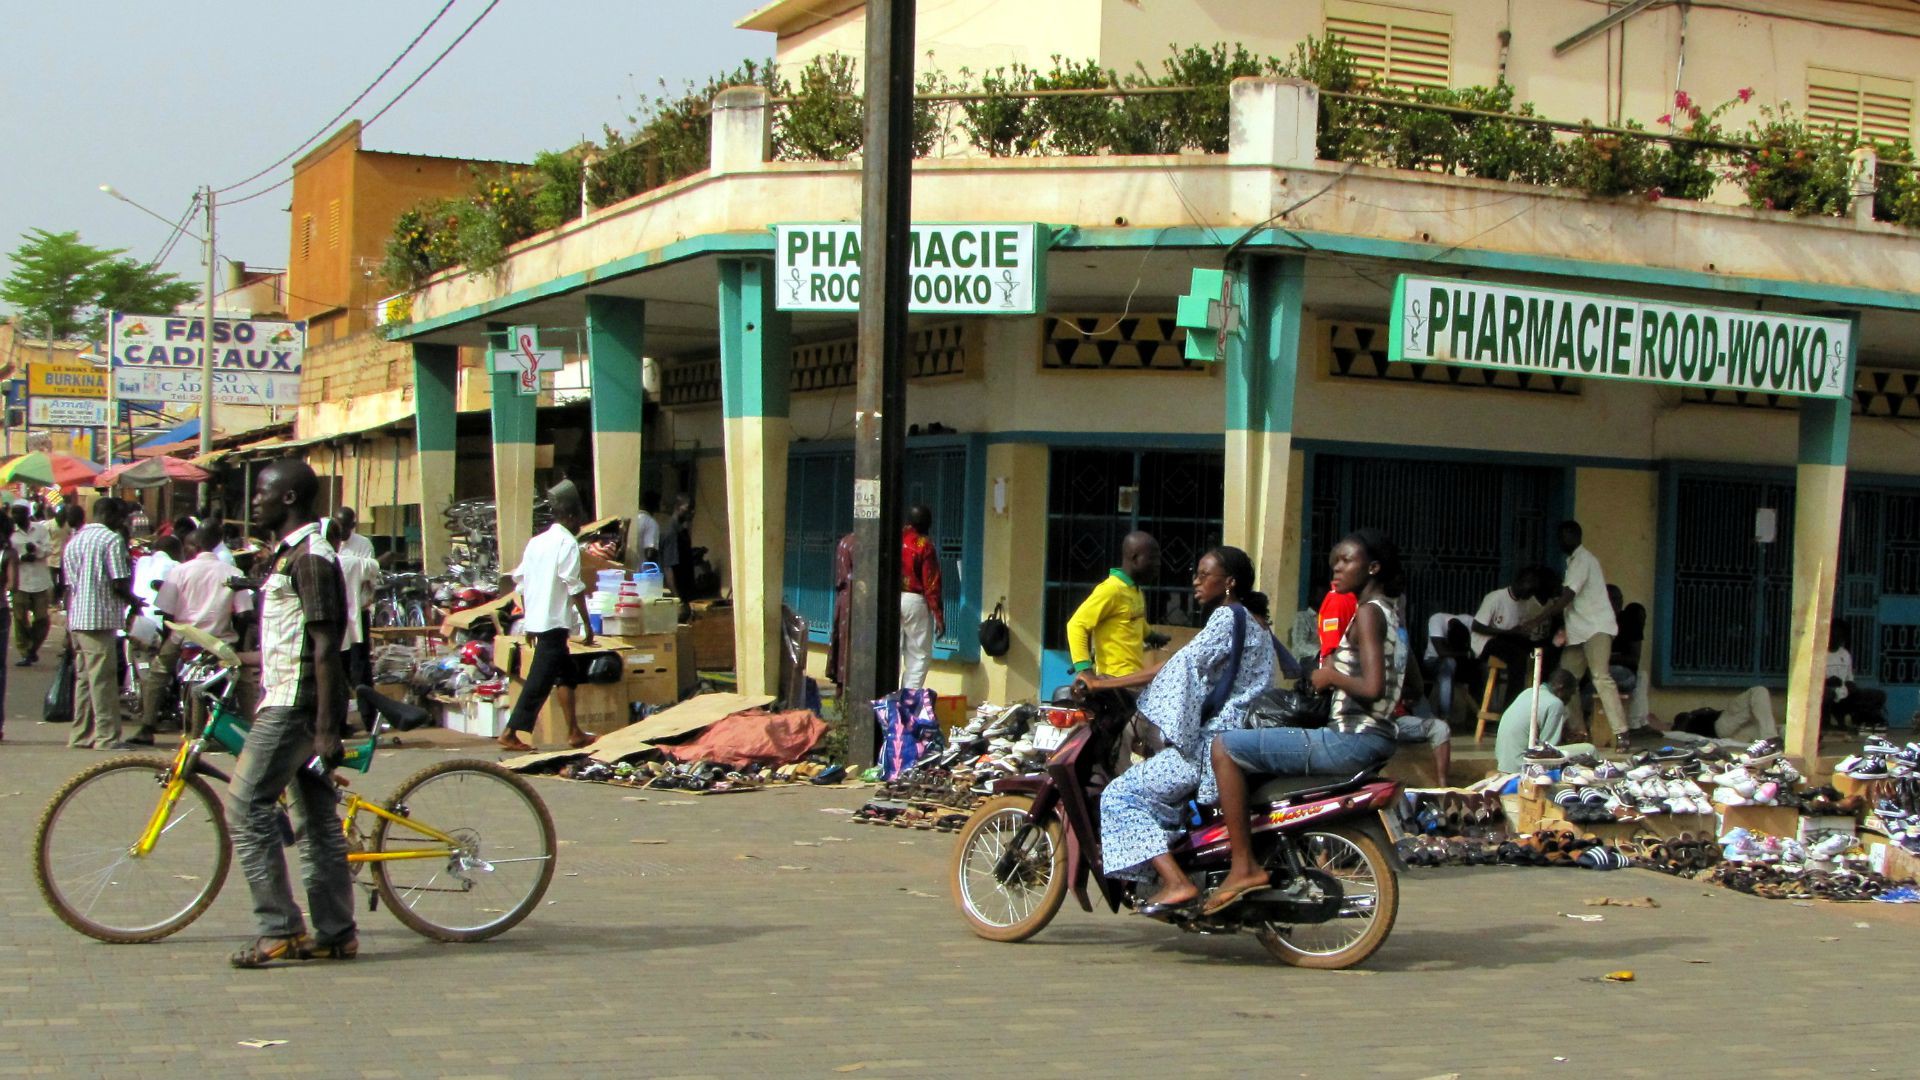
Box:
[497,734,534,752]
[306,935,358,961]
[567,730,600,749]
[230,935,310,969]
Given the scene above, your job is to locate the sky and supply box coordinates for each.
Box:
[0,1,774,314]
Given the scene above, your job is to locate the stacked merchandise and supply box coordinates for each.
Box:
[1703,826,1901,901]
[1396,825,1634,870]
[854,703,1044,830]
[553,757,845,792]
[1840,738,1920,855]
[1517,739,1800,818]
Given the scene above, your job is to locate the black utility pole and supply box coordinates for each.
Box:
[846,0,916,764]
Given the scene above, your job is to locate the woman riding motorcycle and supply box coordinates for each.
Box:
[1077,546,1275,917]
[1201,528,1408,915]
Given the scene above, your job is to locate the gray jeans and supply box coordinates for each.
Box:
[227,706,356,945]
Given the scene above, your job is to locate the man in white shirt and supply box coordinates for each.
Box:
[1826,620,1889,732]
[1533,521,1637,750]
[329,519,381,733]
[499,481,597,752]
[132,525,253,742]
[9,503,55,665]
[131,534,182,632]
[331,507,378,561]
[625,490,662,569]
[1469,566,1548,709]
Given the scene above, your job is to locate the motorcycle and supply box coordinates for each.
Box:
[947,689,1403,969]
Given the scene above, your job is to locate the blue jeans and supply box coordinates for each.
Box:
[228,706,356,945]
[1218,726,1395,778]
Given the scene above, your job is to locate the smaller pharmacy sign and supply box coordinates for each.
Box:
[773,223,1046,315]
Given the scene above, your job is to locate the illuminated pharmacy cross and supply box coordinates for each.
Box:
[1175,268,1239,363]
[501,324,562,396]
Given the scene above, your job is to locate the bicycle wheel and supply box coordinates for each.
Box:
[371,759,557,942]
[34,757,231,943]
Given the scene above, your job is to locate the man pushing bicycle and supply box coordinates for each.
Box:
[227,458,357,968]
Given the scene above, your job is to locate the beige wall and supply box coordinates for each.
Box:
[772,0,1105,82]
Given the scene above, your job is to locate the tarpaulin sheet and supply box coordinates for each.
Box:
[657,709,827,769]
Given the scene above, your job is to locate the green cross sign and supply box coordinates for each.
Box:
[1175,268,1238,362]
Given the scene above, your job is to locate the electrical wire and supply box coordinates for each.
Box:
[220,0,504,209]
[148,193,203,267]
[213,0,463,194]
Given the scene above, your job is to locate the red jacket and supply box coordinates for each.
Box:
[901,526,943,618]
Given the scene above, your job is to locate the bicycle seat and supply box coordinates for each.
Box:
[1251,770,1375,805]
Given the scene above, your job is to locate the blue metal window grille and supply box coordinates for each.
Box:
[1658,465,1920,696]
[782,438,983,662]
[1042,449,1226,650]
[1304,454,1561,654]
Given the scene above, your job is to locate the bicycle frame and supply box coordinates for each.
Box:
[340,788,464,864]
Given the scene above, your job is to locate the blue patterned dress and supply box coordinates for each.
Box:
[1099,604,1276,882]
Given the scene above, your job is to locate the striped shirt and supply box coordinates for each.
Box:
[63,524,131,632]
[257,522,347,712]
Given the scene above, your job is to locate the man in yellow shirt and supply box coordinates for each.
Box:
[1067,531,1160,679]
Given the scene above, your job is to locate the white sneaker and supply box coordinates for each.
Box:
[1626,763,1659,782]
[1713,785,1748,807]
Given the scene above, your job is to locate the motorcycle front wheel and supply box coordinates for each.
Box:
[950,795,1068,942]
[1255,824,1399,970]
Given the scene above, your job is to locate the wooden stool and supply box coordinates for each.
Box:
[1473,656,1508,745]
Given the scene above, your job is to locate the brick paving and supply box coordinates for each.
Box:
[2,659,1916,1079]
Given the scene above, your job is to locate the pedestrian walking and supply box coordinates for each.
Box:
[329,518,380,732]
[497,481,598,752]
[0,513,15,741]
[64,497,140,750]
[46,503,72,601]
[11,502,54,666]
[899,505,944,690]
[227,458,357,968]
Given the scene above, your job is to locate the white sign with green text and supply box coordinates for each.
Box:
[773,223,1046,315]
[1389,275,1852,400]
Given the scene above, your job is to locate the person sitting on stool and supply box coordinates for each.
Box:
[497,481,597,752]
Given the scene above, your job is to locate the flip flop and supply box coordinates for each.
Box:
[497,736,534,752]
[1199,880,1273,916]
[1137,897,1202,921]
[568,731,600,749]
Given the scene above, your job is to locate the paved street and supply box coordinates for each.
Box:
[2,659,1916,1079]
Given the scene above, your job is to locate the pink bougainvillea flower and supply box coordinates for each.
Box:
[1674,90,1692,111]
[1658,114,1673,126]
[1690,106,1702,120]
[1737,87,1754,103]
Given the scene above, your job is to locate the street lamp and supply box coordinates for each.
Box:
[99,182,217,492]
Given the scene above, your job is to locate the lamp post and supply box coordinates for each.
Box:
[100,183,218,498]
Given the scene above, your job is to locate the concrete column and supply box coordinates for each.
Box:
[411,342,459,569]
[585,295,645,528]
[978,443,1048,702]
[1785,317,1856,767]
[716,258,792,696]
[710,86,772,176]
[1222,254,1307,593]
[488,324,538,573]
[1228,77,1320,221]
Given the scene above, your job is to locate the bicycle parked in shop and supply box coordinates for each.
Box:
[33,623,557,945]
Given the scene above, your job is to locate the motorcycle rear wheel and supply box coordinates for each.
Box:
[1255,824,1398,970]
[950,795,1068,942]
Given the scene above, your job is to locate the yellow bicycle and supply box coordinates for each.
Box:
[33,624,557,944]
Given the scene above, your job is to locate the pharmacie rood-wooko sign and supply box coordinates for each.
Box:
[107,311,307,407]
[1389,275,1852,400]
[774,223,1046,314]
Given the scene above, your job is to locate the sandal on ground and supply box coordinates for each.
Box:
[230,935,309,969]
[497,735,534,752]
[567,731,600,750]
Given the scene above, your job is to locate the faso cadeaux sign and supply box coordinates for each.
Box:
[1390,275,1852,400]
[108,311,307,407]
[773,223,1046,314]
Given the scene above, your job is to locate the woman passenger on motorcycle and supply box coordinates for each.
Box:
[1201,529,1407,916]
[1082,546,1276,917]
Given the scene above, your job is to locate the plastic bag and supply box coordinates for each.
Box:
[43,646,74,724]
[1245,681,1331,730]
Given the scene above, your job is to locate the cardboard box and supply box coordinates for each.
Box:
[1798,814,1858,844]
[1884,843,1920,885]
[448,697,504,739]
[934,694,970,735]
[1717,804,1800,840]
[688,606,735,671]
[531,679,630,747]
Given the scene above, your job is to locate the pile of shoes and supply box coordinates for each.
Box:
[1404,790,1504,835]
[1706,739,1803,807]
[1705,860,1900,901]
[1396,828,1630,870]
[853,804,971,832]
[1869,795,1920,853]
[862,704,1043,819]
[1837,737,1920,782]
[1530,741,1802,816]
[1626,833,1723,876]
